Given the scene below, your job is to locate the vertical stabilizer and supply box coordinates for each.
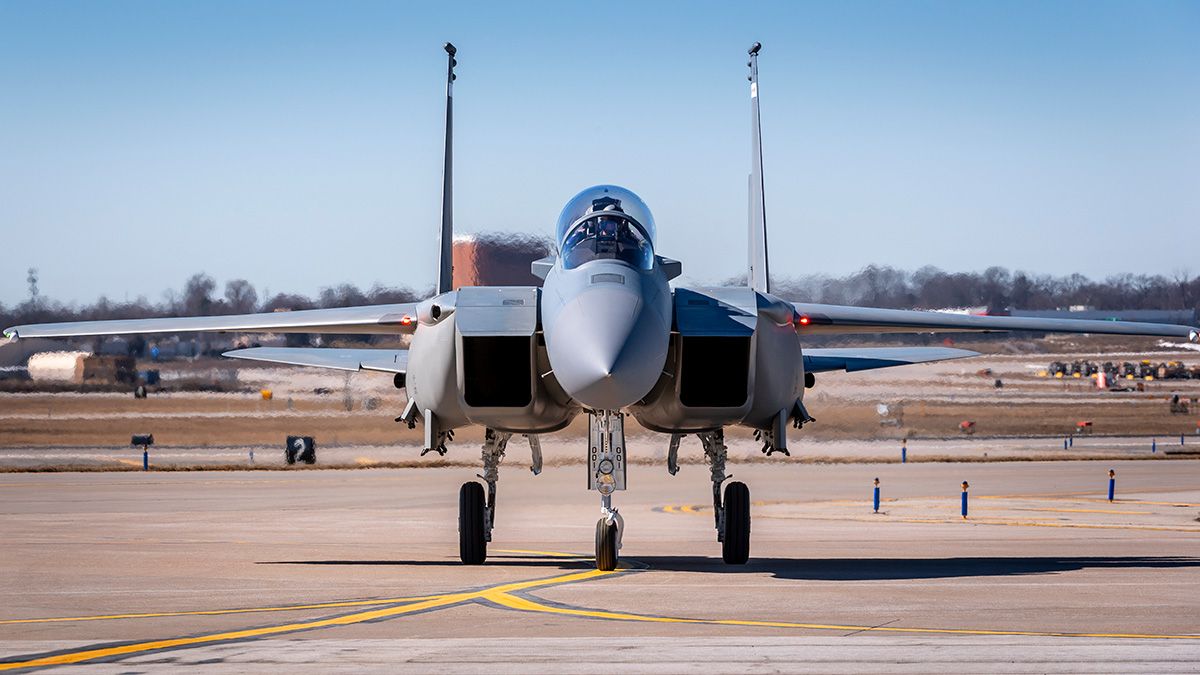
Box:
[437,43,458,294]
[746,42,770,294]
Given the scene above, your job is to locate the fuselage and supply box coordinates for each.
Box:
[540,185,673,411]
[541,257,672,410]
[405,184,805,441]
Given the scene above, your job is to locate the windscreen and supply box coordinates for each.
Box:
[561,215,654,270]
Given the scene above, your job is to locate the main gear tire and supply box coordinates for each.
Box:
[459,481,487,565]
[722,481,750,564]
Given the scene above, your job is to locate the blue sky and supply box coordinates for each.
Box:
[1,0,1197,305]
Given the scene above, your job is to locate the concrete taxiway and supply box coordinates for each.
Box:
[2,434,1196,470]
[1,460,1199,672]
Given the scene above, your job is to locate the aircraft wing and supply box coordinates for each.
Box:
[792,303,1200,341]
[2,303,418,339]
[223,347,408,374]
[803,346,979,373]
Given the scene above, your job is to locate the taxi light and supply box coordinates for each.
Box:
[597,473,616,495]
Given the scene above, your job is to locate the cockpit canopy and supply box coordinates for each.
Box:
[555,185,656,271]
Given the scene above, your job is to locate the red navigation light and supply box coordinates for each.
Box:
[400,315,414,327]
[798,315,811,326]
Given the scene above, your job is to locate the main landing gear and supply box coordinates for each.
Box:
[458,429,544,565]
[456,421,751,570]
[696,429,750,564]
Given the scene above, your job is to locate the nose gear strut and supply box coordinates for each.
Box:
[589,410,626,570]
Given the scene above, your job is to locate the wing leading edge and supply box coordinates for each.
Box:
[3,303,418,340]
[792,303,1199,341]
[223,347,408,374]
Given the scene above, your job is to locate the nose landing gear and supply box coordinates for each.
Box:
[589,411,626,570]
[595,497,624,571]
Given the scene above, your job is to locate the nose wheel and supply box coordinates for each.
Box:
[595,517,618,571]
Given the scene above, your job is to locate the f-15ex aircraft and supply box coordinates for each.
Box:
[7,43,1198,571]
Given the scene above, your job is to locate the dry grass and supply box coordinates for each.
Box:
[2,392,1196,449]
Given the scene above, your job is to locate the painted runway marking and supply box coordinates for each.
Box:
[0,594,470,671]
[485,584,1200,640]
[752,513,1200,533]
[657,496,1200,533]
[0,564,619,671]
[0,595,443,626]
[5,548,1200,671]
[493,548,588,558]
[1009,506,1153,515]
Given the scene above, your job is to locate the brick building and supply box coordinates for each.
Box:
[452,233,553,288]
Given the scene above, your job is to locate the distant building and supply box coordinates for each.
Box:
[27,351,90,382]
[453,234,552,288]
[930,306,990,316]
[27,351,136,384]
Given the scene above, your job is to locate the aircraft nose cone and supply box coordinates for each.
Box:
[546,285,668,410]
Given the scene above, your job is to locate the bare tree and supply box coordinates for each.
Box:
[182,273,217,316]
[5,265,1197,336]
[223,279,258,315]
[262,292,314,312]
[319,283,368,308]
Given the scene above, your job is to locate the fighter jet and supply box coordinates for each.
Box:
[7,43,1197,571]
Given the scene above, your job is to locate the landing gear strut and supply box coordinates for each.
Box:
[589,411,626,571]
[697,429,750,564]
[458,428,510,565]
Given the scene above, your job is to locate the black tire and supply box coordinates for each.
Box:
[595,518,618,571]
[722,481,750,564]
[459,481,486,565]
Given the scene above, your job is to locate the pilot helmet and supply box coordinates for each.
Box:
[555,185,657,248]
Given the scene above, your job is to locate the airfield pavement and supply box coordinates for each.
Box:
[2,459,1200,672]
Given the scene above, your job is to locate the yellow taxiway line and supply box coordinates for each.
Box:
[978,495,1200,508]
[0,595,471,671]
[0,565,616,671]
[5,545,1200,670]
[657,500,1200,532]
[485,590,1200,639]
[1009,506,1153,515]
[749,513,1200,533]
[492,548,589,558]
[0,595,444,626]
